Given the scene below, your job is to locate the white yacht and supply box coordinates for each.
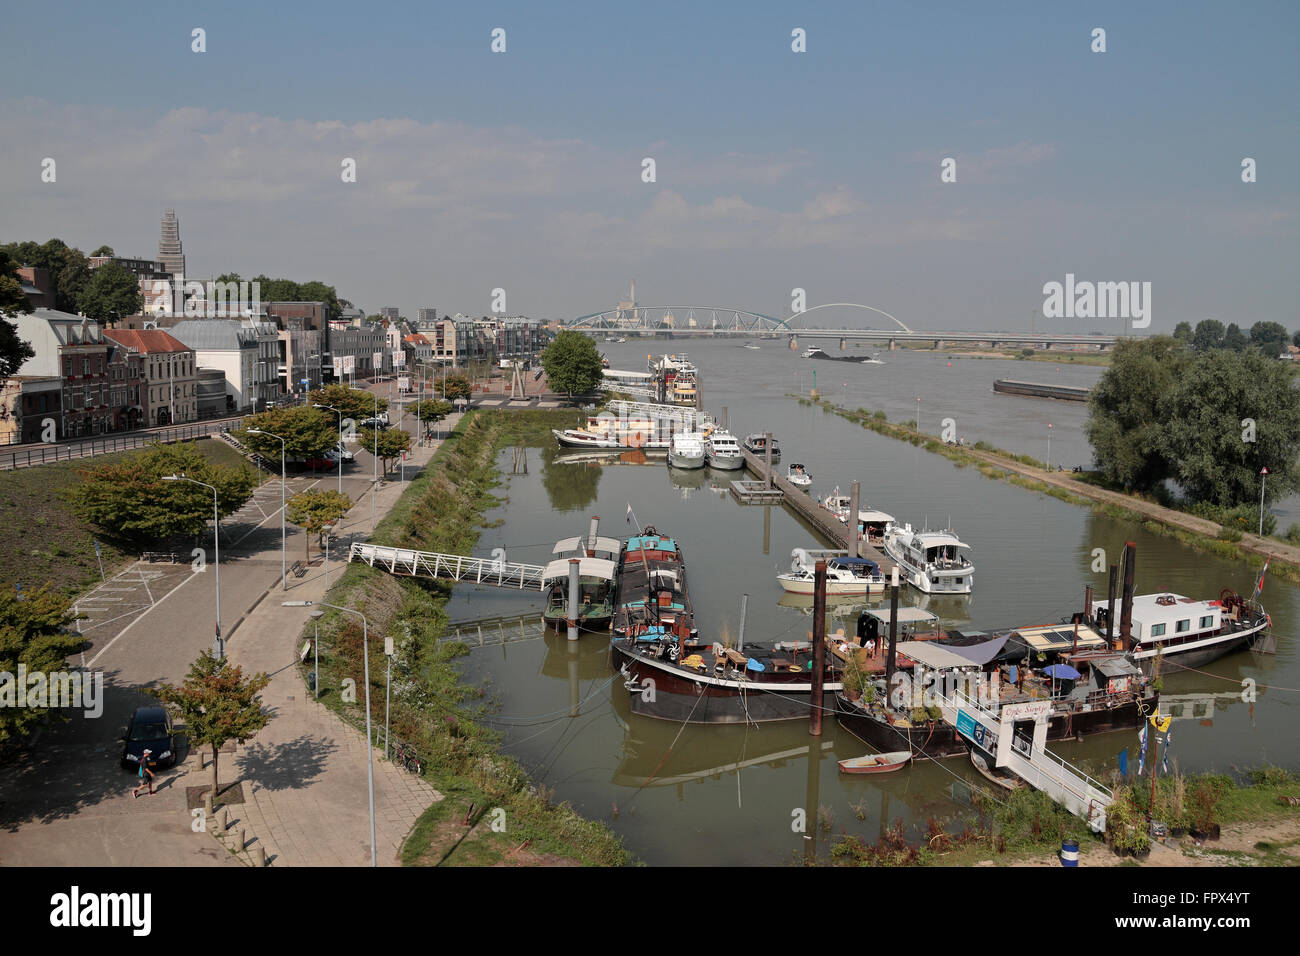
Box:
[667,431,706,469]
[819,492,894,541]
[786,462,812,488]
[705,430,744,470]
[883,524,973,594]
[777,548,886,597]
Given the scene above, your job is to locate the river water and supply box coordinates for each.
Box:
[448,339,1298,865]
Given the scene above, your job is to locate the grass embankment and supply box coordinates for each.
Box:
[831,766,1300,867]
[0,438,263,595]
[299,407,629,866]
[887,342,1113,367]
[801,396,1300,586]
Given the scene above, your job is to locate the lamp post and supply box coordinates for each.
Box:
[1046,423,1053,472]
[310,608,324,698]
[283,599,376,867]
[162,473,222,659]
[1260,467,1269,536]
[248,429,287,590]
[314,403,343,495]
[371,391,379,531]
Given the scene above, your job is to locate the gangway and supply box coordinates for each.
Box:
[348,542,547,590]
[440,612,551,647]
[940,689,1113,832]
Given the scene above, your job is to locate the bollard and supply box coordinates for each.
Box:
[236,827,245,851]
[218,808,229,831]
[257,845,267,867]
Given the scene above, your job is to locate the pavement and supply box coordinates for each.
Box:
[0,408,458,867]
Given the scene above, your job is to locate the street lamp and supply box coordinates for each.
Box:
[310,608,324,699]
[248,428,287,590]
[371,391,379,531]
[1046,423,1053,472]
[1260,467,1269,536]
[162,473,222,659]
[314,403,343,495]
[283,599,376,867]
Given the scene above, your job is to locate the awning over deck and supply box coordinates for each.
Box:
[541,557,617,582]
[552,535,623,556]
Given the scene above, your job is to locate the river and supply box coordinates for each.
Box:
[447,339,1298,865]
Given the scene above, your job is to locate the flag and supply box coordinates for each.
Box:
[1252,558,1270,600]
[1137,724,1147,775]
[1118,747,1128,777]
[1161,732,1170,774]
[626,503,632,524]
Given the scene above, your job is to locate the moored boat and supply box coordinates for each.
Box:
[742,433,781,460]
[883,523,973,594]
[777,548,885,596]
[838,751,911,774]
[704,430,744,470]
[667,432,706,469]
[786,462,812,487]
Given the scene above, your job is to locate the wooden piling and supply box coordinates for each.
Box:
[885,567,900,692]
[810,560,827,736]
[1119,542,1136,652]
[1106,563,1118,648]
[848,481,861,557]
[764,432,773,489]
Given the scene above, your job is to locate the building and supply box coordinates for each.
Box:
[326,322,388,381]
[104,340,144,431]
[278,321,325,396]
[475,315,547,363]
[0,376,62,444]
[9,309,112,437]
[102,329,198,426]
[417,308,438,325]
[380,307,401,322]
[15,267,55,309]
[158,209,185,278]
[196,368,227,418]
[403,333,433,365]
[168,318,281,411]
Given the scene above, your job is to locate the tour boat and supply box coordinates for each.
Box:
[786,462,812,487]
[667,432,706,470]
[777,548,885,596]
[742,434,781,460]
[883,523,973,594]
[1092,589,1271,672]
[705,430,745,470]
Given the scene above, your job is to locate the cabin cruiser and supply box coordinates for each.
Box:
[704,430,744,470]
[786,463,812,487]
[742,434,781,460]
[667,432,706,469]
[802,347,826,359]
[1093,589,1272,671]
[883,523,973,594]
[819,492,894,541]
[777,548,885,596]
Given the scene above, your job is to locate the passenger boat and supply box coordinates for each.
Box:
[705,430,744,470]
[786,463,812,487]
[838,751,911,774]
[883,523,973,594]
[742,434,781,460]
[667,432,706,469]
[777,548,885,596]
[541,534,624,630]
[670,370,698,407]
[1091,588,1271,672]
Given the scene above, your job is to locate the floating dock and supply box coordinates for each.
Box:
[993,379,1091,402]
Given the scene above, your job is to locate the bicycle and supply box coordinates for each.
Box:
[391,740,425,776]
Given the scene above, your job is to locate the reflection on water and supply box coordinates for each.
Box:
[449,341,1298,865]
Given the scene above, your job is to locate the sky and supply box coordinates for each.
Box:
[1,1,1297,332]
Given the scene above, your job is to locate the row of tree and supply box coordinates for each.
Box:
[1,239,143,324]
[1087,337,1300,512]
[1172,319,1296,357]
[212,273,347,320]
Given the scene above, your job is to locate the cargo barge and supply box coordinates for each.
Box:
[992,379,1091,402]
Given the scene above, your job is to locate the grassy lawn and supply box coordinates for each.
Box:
[0,438,262,596]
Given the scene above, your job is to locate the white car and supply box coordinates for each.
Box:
[326,442,355,462]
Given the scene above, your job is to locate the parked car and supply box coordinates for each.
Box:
[329,442,355,462]
[358,415,390,430]
[120,706,177,770]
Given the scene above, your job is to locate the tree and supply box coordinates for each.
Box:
[90,245,115,258]
[156,649,270,802]
[358,427,411,475]
[0,250,35,383]
[307,383,387,423]
[1294,329,1300,349]
[541,445,602,512]
[1223,323,1247,352]
[286,490,352,558]
[1192,319,1224,352]
[232,405,338,460]
[540,330,604,396]
[441,374,472,402]
[410,399,452,422]
[0,239,92,314]
[77,260,142,323]
[63,442,258,544]
[1248,321,1290,359]
[0,584,84,750]
[1085,337,1190,492]
[1172,321,1192,344]
[1155,349,1300,508]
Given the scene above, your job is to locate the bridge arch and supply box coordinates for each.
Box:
[567,306,792,333]
[785,303,914,334]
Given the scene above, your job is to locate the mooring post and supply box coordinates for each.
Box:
[567,557,581,642]
[1119,542,1137,652]
[848,481,861,557]
[587,515,600,556]
[737,592,748,654]
[810,560,827,736]
[885,567,900,692]
[1106,563,1118,649]
[764,432,773,488]
[720,405,728,430]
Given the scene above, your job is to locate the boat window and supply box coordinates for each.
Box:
[1149,623,1164,637]
[1176,619,1190,633]
[1199,615,1214,629]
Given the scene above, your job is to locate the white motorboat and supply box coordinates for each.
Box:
[667,432,706,469]
[777,548,886,596]
[802,347,825,359]
[883,523,973,594]
[742,434,781,460]
[705,430,744,470]
[819,491,894,541]
[786,462,812,487]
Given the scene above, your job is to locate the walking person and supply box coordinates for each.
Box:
[132,749,156,798]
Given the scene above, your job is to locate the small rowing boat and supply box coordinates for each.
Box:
[837,750,912,774]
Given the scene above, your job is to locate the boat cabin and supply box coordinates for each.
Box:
[552,535,623,562]
[1128,593,1224,650]
[541,557,617,621]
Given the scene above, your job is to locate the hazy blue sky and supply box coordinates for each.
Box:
[2,1,1296,331]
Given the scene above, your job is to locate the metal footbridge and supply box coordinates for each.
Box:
[348,542,547,590]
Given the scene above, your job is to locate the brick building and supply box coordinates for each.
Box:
[103,329,198,426]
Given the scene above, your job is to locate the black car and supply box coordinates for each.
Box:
[120,706,177,771]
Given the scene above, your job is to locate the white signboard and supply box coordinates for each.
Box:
[332,357,344,378]
[344,355,356,374]
[393,350,406,368]
[1001,700,1053,721]
[373,351,383,371]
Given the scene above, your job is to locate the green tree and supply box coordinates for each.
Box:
[358,426,411,475]
[1248,321,1290,358]
[77,260,142,323]
[156,649,270,802]
[411,398,452,422]
[63,442,258,544]
[1085,337,1190,492]
[541,445,602,512]
[540,330,604,396]
[1172,321,1193,344]
[90,245,115,258]
[0,250,36,383]
[1192,319,1224,352]
[233,405,338,460]
[286,490,352,559]
[1293,329,1300,349]
[0,584,84,750]
[441,374,472,402]
[307,383,387,423]
[1155,349,1300,508]
[250,275,301,303]
[1223,323,1247,351]
[0,239,92,314]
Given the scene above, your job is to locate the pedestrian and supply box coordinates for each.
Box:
[132,750,156,798]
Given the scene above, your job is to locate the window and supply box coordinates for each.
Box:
[1149,623,1166,637]
[1199,615,1214,629]
[1176,619,1191,633]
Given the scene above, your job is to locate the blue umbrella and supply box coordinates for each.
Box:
[1043,663,1081,680]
